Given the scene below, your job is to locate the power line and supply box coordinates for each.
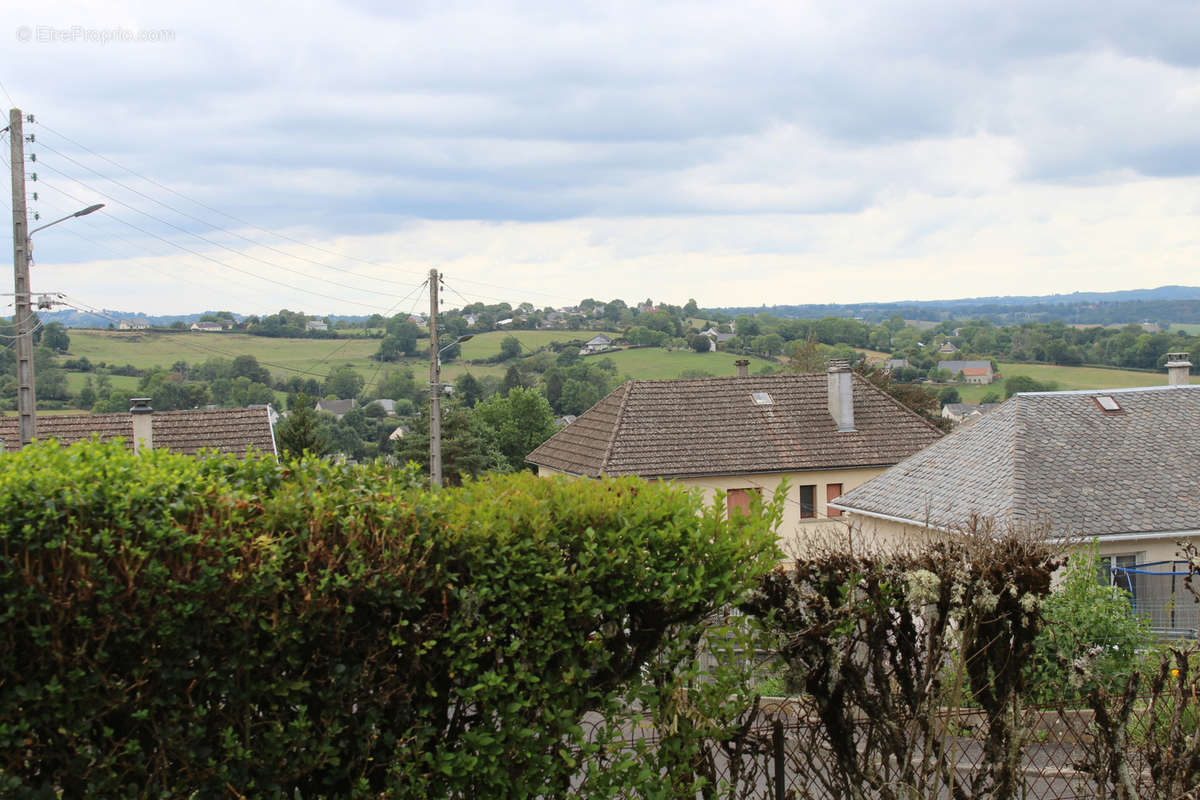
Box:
[32,160,405,305]
[34,120,581,306]
[34,138,431,291]
[33,175,399,311]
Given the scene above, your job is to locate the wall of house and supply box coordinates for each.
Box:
[1095,536,1200,566]
[537,465,898,556]
[676,467,898,558]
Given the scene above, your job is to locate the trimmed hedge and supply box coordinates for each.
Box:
[0,440,779,798]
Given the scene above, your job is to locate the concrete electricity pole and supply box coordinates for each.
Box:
[428,268,443,487]
[9,109,35,448]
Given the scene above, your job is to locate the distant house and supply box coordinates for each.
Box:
[937,341,960,354]
[315,398,356,419]
[528,361,943,553]
[0,402,277,458]
[306,320,328,332]
[118,319,149,330]
[368,398,396,415]
[940,402,1000,426]
[937,360,994,385]
[190,321,224,332]
[883,358,910,372]
[583,334,613,353]
[700,327,736,348]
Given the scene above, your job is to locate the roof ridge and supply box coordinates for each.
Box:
[1009,396,1027,525]
[852,372,945,434]
[599,381,633,474]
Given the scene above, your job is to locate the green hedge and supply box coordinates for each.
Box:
[0,440,779,798]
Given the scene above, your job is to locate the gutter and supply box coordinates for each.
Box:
[826,502,954,533]
[1048,529,1200,545]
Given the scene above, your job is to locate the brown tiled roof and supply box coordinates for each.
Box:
[0,407,277,458]
[526,374,943,478]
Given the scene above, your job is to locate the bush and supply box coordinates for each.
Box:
[1028,545,1151,703]
[0,440,780,798]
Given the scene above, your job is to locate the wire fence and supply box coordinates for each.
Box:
[1113,561,1200,639]
[566,696,1187,800]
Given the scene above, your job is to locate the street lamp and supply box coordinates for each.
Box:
[429,333,473,488]
[12,202,105,447]
[26,203,105,263]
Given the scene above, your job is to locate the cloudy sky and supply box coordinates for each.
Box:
[2,1,1199,316]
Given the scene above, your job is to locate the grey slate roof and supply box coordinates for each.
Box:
[0,407,277,457]
[834,385,1200,538]
[526,373,943,479]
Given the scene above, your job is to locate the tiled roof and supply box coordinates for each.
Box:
[834,385,1200,537]
[0,407,277,458]
[526,374,944,479]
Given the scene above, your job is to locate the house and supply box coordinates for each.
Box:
[937,360,994,384]
[306,319,328,332]
[368,398,397,415]
[831,355,1199,631]
[0,400,277,458]
[315,398,356,419]
[118,318,149,330]
[937,341,960,354]
[527,360,944,552]
[701,327,737,348]
[940,402,1000,426]
[190,321,224,332]
[883,358,910,372]
[583,334,613,353]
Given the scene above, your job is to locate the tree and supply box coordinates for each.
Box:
[500,364,525,396]
[787,332,826,373]
[324,364,365,399]
[688,335,711,353]
[500,336,522,360]
[473,387,558,472]
[1004,375,1056,398]
[275,393,329,458]
[392,405,506,484]
[854,363,952,431]
[41,323,70,354]
[938,386,961,406]
[231,354,271,384]
[453,372,485,408]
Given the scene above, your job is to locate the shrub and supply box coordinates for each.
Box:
[0,440,780,798]
[1028,545,1151,703]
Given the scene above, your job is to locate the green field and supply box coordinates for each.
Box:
[67,330,383,382]
[1170,323,1200,335]
[593,348,777,379]
[59,329,1194,404]
[954,361,1197,403]
[63,372,140,394]
[457,330,588,360]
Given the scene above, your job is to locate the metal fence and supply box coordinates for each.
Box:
[1113,561,1200,639]
[568,698,1183,800]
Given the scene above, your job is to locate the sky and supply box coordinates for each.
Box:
[2,0,1199,316]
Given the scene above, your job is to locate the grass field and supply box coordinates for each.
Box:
[59,329,1193,404]
[954,361,1197,403]
[1170,323,1200,335]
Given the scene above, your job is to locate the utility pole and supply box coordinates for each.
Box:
[9,108,35,448]
[428,268,442,487]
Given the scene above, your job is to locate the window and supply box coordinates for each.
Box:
[727,487,760,518]
[751,392,773,405]
[1099,554,1138,598]
[826,483,843,517]
[799,485,816,518]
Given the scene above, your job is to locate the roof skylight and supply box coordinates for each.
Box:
[751,392,773,406]
[1095,395,1122,412]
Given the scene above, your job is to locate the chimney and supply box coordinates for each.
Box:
[827,359,855,432]
[1166,352,1193,386]
[734,359,750,378]
[130,397,153,454]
